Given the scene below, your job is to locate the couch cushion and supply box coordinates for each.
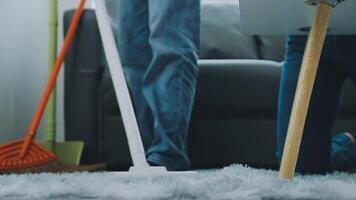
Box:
[257,36,286,62]
[194,59,282,118]
[200,1,259,59]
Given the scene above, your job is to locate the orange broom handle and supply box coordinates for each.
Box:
[20,0,87,158]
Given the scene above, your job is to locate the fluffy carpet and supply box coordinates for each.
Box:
[1,165,356,200]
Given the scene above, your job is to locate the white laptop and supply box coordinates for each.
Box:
[239,0,356,35]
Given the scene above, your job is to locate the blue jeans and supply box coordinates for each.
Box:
[277,35,356,174]
[116,0,200,170]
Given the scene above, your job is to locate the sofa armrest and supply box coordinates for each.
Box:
[64,10,104,164]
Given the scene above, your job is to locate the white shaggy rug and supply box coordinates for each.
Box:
[1,165,356,200]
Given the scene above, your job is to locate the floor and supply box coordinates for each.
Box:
[1,164,356,200]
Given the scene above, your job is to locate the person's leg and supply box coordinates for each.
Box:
[331,132,356,170]
[141,0,200,170]
[277,35,347,174]
[330,36,356,171]
[116,0,154,148]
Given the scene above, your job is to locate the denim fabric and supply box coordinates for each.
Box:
[332,133,356,171]
[116,0,200,170]
[277,35,356,174]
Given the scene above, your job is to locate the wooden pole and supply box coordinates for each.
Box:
[279,2,333,181]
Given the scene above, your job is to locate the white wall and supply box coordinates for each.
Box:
[0,0,91,143]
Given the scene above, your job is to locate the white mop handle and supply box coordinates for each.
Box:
[93,0,148,167]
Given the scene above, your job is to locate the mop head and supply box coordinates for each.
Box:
[0,160,106,175]
[1,164,356,200]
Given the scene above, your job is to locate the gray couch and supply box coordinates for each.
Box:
[64,1,356,170]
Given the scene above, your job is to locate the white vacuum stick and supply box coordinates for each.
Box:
[92,0,196,176]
